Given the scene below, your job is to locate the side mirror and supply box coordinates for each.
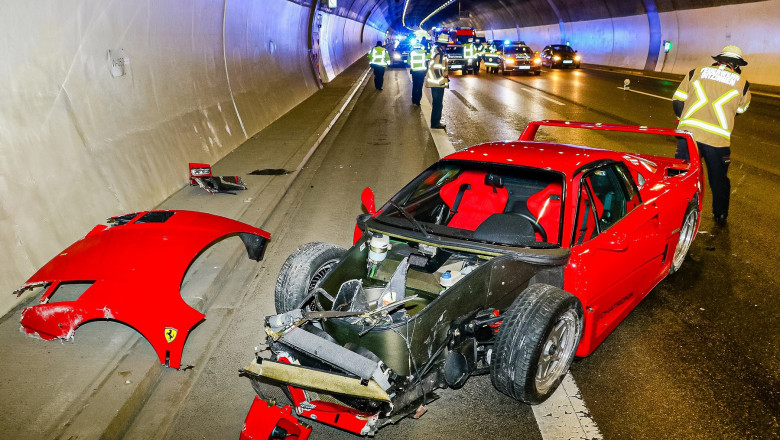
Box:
[361,187,376,215]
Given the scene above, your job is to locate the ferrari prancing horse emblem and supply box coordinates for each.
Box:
[164,327,178,343]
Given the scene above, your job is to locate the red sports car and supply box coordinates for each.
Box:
[241,120,703,438]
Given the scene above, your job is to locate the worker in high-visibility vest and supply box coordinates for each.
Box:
[463,38,478,74]
[672,45,751,225]
[426,34,450,129]
[368,41,391,90]
[408,42,428,105]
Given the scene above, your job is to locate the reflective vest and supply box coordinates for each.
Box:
[409,49,427,71]
[674,64,751,147]
[368,47,390,67]
[426,51,449,88]
[463,43,475,60]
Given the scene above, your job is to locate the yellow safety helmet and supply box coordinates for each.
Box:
[436,34,449,44]
[713,45,747,66]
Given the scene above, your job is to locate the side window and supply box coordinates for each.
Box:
[574,164,635,245]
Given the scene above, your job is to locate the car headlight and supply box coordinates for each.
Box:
[533,58,542,65]
[574,55,581,61]
[190,168,211,177]
[393,53,401,60]
[505,58,515,64]
[553,55,561,61]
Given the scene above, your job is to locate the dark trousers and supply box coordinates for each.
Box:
[411,70,425,104]
[676,138,732,218]
[430,87,444,127]
[371,65,386,90]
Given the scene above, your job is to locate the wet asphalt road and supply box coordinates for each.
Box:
[164,65,778,439]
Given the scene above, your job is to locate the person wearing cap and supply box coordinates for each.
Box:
[368,41,391,90]
[426,34,450,129]
[672,45,751,225]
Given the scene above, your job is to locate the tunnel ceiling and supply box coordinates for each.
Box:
[343,0,765,33]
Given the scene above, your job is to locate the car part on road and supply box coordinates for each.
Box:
[189,162,247,194]
[13,210,270,369]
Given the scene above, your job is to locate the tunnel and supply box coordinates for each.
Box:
[1,1,778,439]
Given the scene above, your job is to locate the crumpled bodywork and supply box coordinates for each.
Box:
[240,397,312,440]
[13,210,270,369]
[189,162,247,194]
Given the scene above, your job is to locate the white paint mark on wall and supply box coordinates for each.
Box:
[532,373,603,440]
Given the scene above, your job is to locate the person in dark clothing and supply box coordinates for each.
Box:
[368,41,390,90]
[672,45,751,225]
[408,41,428,105]
[426,34,450,129]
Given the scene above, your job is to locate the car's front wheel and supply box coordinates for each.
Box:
[490,284,583,404]
[274,242,347,313]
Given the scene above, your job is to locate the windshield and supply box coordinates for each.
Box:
[504,46,533,56]
[551,45,575,53]
[373,161,565,248]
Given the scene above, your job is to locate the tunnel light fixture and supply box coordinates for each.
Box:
[420,0,456,30]
[402,0,413,30]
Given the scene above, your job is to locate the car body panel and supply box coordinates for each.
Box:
[14,210,270,369]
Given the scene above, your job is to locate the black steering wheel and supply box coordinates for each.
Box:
[514,213,547,242]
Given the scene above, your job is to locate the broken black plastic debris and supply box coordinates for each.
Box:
[249,169,292,175]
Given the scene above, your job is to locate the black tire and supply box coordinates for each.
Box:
[274,242,346,313]
[490,284,583,404]
[670,196,698,274]
[534,70,541,76]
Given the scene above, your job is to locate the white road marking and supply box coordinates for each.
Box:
[533,373,604,440]
[420,82,601,440]
[421,90,457,157]
[617,86,673,101]
[515,84,566,105]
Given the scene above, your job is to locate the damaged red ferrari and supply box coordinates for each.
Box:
[239,120,703,438]
[13,210,270,369]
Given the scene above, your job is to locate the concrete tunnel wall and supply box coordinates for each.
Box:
[451,0,780,87]
[0,1,382,317]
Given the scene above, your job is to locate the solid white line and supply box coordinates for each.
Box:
[421,89,456,157]
[532,373,604,440]
[616,86,673,101]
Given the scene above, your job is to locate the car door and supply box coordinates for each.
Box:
[564,162,666,355]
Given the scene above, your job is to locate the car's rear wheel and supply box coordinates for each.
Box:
[490,284,583,404]
[670,197,698,274]
[275,242,346,313]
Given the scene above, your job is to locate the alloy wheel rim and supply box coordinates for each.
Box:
[672,210,697,271]
[536,309,579,394]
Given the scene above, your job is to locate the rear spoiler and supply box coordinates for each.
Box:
[519,119,700,172]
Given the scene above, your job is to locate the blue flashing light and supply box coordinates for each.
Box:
[503,40,511,45]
